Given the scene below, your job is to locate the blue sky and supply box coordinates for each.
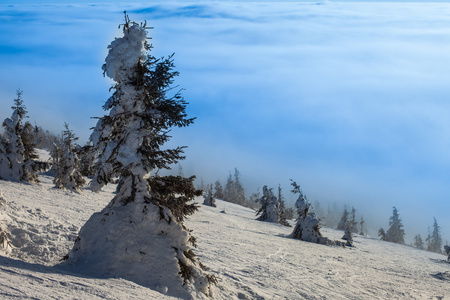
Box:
[1,1,449,243]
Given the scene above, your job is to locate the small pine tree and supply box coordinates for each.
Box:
[378,228,387,241]
[337,207,350,230]
[202,185,216,207]
[233,168,246,206]
[277,184,290,227]
[213,180,224,199]
[222,168,246,205]
[289,180,342,246]
[21,121,38,162]
[223,173,234,203]
[386,206,405,244]
[342,227,353,247]
[349,207,358,233]
[256,186,280,224]
[53,123,86,192]
[0,90,47,182]
[414,234,424,250]
[428,217,442,254]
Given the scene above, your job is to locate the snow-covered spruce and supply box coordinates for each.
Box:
[289,180,343,246]
[379,206,405,244]
[203,187,216,207]
[342,228,354,247]
[63,14,215,299]
[256,186,279,223]
[0,91,48,182]
[255,185,289,226]
[53,123,86,192]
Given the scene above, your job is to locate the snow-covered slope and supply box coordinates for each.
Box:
[0,174,449,299]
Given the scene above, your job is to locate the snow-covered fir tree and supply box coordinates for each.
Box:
[0,90,47,182]
[378,228,387,241]
[21,121,38,162]
[213,180,224,199]
[64,14,215,298]
[53,123,86,192]
[289,180,342,246]
[414,234,424,250]
[427,217,442,254]
[256,186,280,223]
[337,207,350,230]
[342,227,353,247]
[202,186,216,207]
[379,207,405,244]
[386,206,405,244]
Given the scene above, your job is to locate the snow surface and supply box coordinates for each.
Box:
[0,170,449,299]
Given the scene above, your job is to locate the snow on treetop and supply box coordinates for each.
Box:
[103,24,147,83]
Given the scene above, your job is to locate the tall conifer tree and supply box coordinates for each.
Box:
[64,14,215,298]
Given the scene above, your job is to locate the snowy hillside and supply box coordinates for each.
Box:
[0,172,449,299]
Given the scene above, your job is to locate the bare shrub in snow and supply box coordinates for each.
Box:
[64,14,215,299]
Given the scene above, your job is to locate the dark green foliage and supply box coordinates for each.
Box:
[11,89,27,121]
[148,175,202,225]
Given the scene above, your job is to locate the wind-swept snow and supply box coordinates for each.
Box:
[0,174,449,299]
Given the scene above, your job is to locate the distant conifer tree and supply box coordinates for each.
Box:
[342,227,353,247]
[256,186,280,223]
[379,207,405,244]
[53,123,85,192]
[0,90,47,182]
[386,207,405,244]
[378,228,387,241]
[359,216,365,236]
[289,180,343,246]
[337,207,350,230]
[414,234,424,250]
[350,207,358,233]
[213,180,224,199]
[203,185,216,207]
[428,217,442,254]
